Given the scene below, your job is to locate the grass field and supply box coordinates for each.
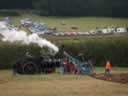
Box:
[0,67,128,96]
[1,15,128,32]
[0,15,128,96]
[43,34,128,44]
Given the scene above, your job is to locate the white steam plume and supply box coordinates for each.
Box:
[0,23,59,53]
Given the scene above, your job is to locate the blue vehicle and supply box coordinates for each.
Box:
[63,51,90,75]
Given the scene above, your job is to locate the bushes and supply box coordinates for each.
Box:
[0,42,41,69]
[59,36,128,67]
[0,10,20,16]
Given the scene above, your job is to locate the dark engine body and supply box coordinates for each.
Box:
[13,56,62,74]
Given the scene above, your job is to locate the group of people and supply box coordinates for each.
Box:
[60,56,111,78]
[60,58,76,74]
[60,57,95,75]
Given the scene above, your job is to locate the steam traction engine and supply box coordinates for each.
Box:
[13,55,62,74]
[13,44,91,75]
[13,52,91,75]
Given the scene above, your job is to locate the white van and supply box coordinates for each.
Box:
[116,27,127,33]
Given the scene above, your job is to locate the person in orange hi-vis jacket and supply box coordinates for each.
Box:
[105,60,111,77]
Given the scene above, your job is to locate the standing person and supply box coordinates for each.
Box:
[12,64,17,76]
[63,58,68,74]
[69,62,75,74]
[105,60,111,78]
[88,59,94,75]
[60,61,64,75]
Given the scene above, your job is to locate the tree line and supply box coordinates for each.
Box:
[0,0,128,17]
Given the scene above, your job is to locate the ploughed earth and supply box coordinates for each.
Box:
[92,73,128,84]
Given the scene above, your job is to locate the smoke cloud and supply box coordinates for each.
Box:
[0,23,59,54]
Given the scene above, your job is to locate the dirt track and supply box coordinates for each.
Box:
[0,77,128,96]
[0,70,128,96]
[93,73,128,84]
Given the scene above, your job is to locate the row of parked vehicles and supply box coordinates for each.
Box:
[1,17,128,36]
[20,18,52,34]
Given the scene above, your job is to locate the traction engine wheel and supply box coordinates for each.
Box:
[23,62,38,74]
